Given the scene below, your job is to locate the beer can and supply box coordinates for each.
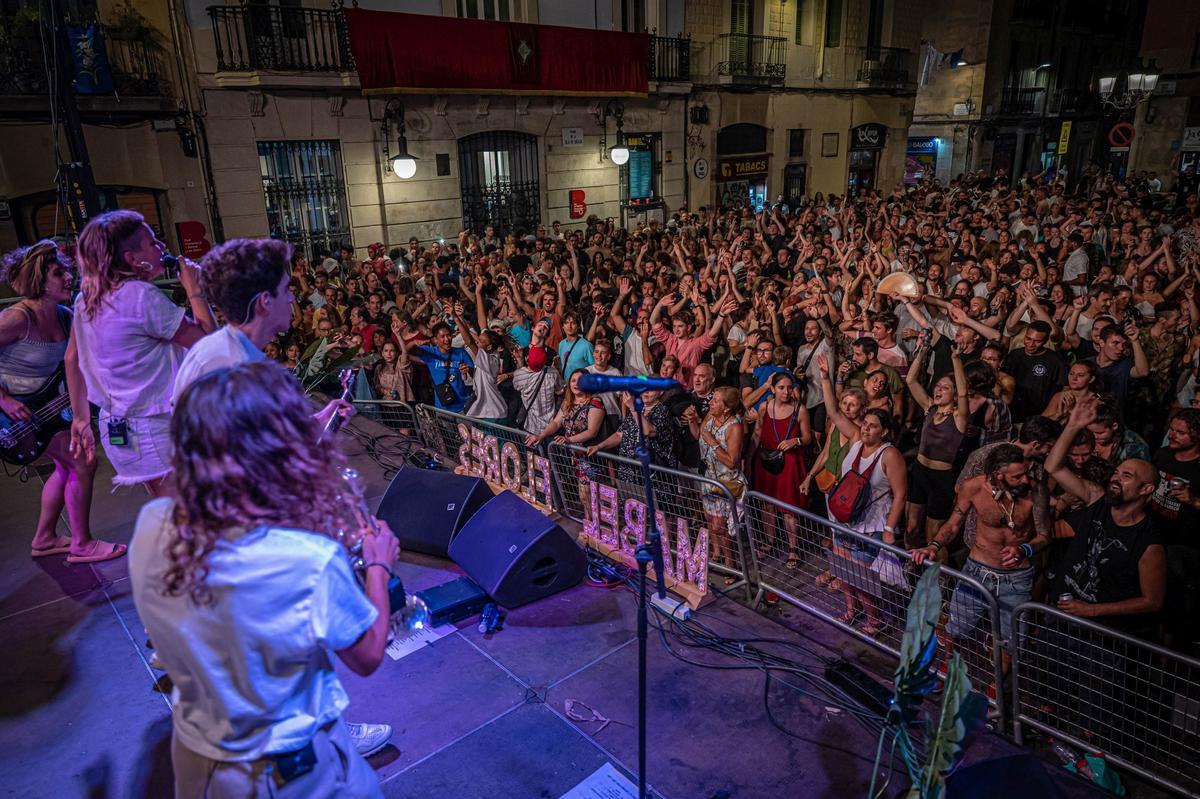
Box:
[1058,592,1073,603]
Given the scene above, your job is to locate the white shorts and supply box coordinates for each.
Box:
[98,411,174,486]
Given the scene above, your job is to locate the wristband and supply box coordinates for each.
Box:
[928,540,943,551]
[1019,543,1034,559]
[883,525,895,534]
[364,561,394,576]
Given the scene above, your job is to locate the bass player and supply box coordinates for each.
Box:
[0,241,123,563]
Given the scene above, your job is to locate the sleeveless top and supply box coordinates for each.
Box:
[824,425,852,475]
[0,305,70,395]
[917,406,963,463]
[840,440,894,535]
[701,416,745,485]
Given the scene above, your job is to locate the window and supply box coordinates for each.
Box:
[794,0,813,45]
[824,0,841,48]
[480,150,511,187]
[622,0,646,32]
[457,0,511,21]
[257,140,350,258]
[788,129,807,158]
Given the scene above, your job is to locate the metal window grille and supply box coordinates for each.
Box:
[257,140,351,259]
[458,131,541,237]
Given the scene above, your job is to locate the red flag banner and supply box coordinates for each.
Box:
[342,9,648,97]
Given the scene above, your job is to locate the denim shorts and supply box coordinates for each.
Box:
[946,558,1033,650]
[98,411,174,487]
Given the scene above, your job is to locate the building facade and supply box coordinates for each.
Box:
[910,0,1148,185]
[2,0,924,263]
[0,0,210,257]
[1130,0,1200,186]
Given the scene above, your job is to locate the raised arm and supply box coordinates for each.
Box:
[1045,396,1105,506]
[906,345,933,411]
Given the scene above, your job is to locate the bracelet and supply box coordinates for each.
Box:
[364,561,394,576]
[928,540,943,551]
[1019,543,1034,559]
[883,525,895,534]
[188,292,206,301]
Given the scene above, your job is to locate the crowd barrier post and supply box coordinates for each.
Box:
[1010,602,1200,798]
[546,442,754,606]
[742,491,1007,728]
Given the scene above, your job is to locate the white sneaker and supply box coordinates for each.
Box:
[345,721,392,757]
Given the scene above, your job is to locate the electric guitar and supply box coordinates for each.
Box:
[0,366,74,466]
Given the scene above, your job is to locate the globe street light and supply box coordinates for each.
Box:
[383,98,418,180]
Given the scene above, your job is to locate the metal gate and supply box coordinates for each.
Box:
[457,131,541,236]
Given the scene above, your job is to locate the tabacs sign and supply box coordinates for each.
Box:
[717,155,769,180]
[850,123,888,151]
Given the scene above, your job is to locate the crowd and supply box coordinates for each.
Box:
[2,167,1200,795]
[262,170,1200,659]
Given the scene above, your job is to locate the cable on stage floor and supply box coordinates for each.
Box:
[582,549,926,773]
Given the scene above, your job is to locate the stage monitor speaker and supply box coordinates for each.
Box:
[375,466,493,557]
[448,491,586,608]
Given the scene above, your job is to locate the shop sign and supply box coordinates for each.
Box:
[693,158,709,179]
[568,189,587,219]
[907,136,938,154]
[717,155,769,180]
[850,123,888,150]
[1183,127,1200,152]
[175,220,212,259]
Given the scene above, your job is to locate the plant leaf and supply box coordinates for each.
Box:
[915,653,989,796]
[894,564,943,701]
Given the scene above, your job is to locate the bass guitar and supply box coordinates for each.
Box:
[0,366,74,466]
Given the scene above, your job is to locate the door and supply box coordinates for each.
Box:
[458,131,541,236]
[783,164,806,209]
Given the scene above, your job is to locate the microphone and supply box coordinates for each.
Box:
[577,372,682,394]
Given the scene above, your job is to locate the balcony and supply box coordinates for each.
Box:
[208,5,354,73]
[999,86,1046,116]
[851,46,916,91]
[649,34,690,83]
[0,15,171,101]
[1047,87,1099,116]
[715,33,786,83]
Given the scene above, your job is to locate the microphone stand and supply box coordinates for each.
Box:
[630,391,666,799]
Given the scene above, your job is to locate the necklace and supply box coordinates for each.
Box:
[994,491,1016,529]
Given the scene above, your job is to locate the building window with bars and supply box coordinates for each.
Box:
[257,140,351,260]
[457,0,512,21]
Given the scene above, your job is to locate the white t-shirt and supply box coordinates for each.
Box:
[73,280,185,417]
[171,325,263,407]
[130,497,376,761]
[587,364,622,416]
[467,349,509,420]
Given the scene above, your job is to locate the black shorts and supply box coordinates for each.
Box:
[909,460,957,520]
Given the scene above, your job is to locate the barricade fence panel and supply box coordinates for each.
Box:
[1011,603,1200,797]
[742,491,1005,724]
[415,405,556,512]
[350,399,417,434]
[547,442,751,594]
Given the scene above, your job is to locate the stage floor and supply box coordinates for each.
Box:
[0,419,1153,799]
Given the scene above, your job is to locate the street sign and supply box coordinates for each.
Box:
[1057,121,1072,155]
[1108,122,1135,148]
[568,189,587,218]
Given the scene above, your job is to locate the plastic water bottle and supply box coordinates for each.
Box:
[1048,738,1094,780]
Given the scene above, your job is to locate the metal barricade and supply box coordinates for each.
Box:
[547,442,753,599]
[742,491,1006,726]
[1011,603,1200,797]
[413,405,557,511]
[350,399,417,434]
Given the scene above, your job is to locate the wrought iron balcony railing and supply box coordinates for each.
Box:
[207,5,354,72]
[715,33,786,81]
[649,34,690,82]
[999,86,1046,115]
[0,15,170,97]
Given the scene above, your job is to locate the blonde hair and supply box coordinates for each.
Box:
[76,210,150,319]
[0,240,67,299]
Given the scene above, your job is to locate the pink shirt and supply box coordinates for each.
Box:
[651,323,714,386]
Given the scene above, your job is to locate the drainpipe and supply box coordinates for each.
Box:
[168,0,223,242]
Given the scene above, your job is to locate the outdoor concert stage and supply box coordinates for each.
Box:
[0,417,1138,799]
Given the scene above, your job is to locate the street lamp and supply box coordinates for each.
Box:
[382,98,418,179]
[1098,60,1160,111]
[603,100,629,165]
